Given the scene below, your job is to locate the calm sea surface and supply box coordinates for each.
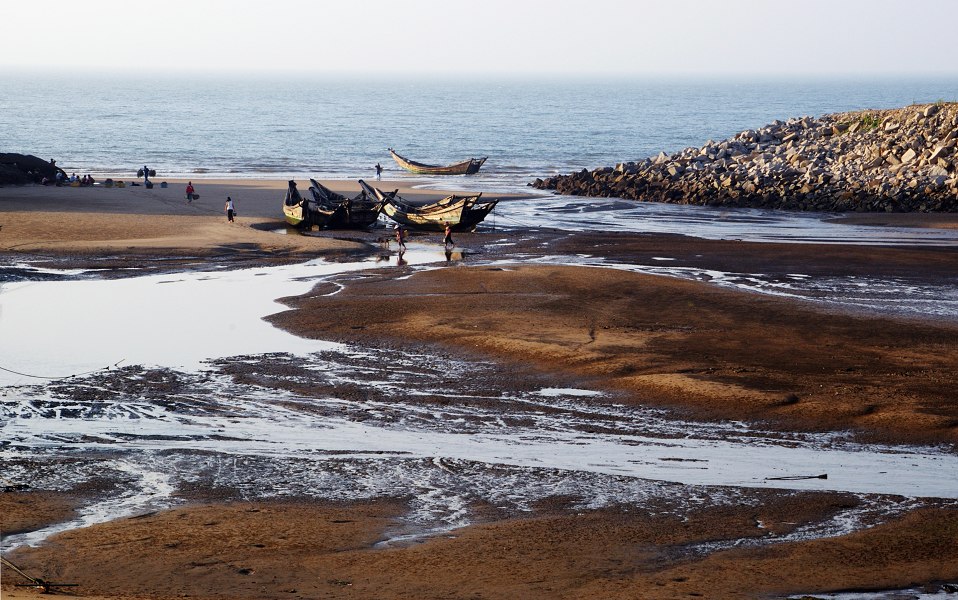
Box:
[3,74,958,191]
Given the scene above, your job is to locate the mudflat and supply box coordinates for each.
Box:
[3,180,958,599]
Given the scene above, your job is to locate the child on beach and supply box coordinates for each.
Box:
[186,182,195,203]
[394,224,406,251]
[225,197,235,222]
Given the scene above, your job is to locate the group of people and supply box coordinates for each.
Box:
[42,172,96,186]
[374,164,456,252]
[393,221,455,253]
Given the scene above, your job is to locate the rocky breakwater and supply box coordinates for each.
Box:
[533,103,958,212]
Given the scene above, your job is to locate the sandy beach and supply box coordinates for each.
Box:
[3,179,958,599]
[0,179,497,257]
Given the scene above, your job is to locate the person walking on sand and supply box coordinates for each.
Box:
[185,181,195,203]
[375,163,383,180]
[225,196,235,222]
[443,221,454,249]
[394,224,406,252]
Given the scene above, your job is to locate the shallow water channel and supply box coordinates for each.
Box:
[2,240,957,555]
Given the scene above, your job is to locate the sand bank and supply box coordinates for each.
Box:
[272,262,958,446]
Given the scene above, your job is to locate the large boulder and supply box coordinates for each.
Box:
[0,153,65,184]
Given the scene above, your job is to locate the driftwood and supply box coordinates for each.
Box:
[2,557,79,593]
[765,473,828,481]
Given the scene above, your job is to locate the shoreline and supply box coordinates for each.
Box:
[2,178,957,259]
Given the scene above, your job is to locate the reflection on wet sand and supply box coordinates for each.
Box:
[4,346,955,553]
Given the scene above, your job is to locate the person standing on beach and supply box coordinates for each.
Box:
[394,224,406,252]
[225,196,235,222]
[185,181,195,203]
[443,222,454,248]
[375,163,383,180]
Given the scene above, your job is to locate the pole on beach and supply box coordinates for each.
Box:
[2,557,79,594]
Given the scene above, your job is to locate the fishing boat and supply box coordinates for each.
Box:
[359,180,498,232]
[388,148,487,175]
[283,180,336,229]
[308,179,387,229]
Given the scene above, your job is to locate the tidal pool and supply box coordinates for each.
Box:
[2,241,957,557]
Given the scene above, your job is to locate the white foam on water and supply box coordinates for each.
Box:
[534,388,602,397]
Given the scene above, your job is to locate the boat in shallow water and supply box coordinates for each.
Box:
[388,148,487,175]
[359,180,498,232]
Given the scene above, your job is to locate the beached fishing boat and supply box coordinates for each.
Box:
[283,180,336,229]
[308,179,387,229]
[359,180,498,232]
[388,148,487,175]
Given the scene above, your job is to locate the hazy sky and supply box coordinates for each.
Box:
[2,0,956,77]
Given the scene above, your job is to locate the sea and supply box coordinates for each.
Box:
[3,73,958,192]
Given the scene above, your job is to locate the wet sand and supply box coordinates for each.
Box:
[270,261,958,446]
[4,494,958,599]
[3,179,958,599]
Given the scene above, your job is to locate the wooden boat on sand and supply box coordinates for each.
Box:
[359,180,498,232]
[284,180,391,230]
[388,148,487,175]
[308,179,387,229]
[283,180,336,229]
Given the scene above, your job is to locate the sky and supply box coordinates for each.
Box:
[2,0,957,78]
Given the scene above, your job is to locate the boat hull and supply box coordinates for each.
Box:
[360,179,496,231]
[309,179,384,229]
[381,197,498,232]
[283,204,306,227]
[389,149,487,175]
[283,180,335,229]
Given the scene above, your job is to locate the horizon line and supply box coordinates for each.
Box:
[4,66,958,81]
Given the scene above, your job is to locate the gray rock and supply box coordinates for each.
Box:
[532,103,958,212]
[928,145,951,162]
[928,165,950,177]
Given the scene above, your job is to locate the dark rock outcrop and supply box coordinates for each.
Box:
[532,103,958,212]
[0,153,65,185]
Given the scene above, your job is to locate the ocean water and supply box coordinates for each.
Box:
[2,73,958,192]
